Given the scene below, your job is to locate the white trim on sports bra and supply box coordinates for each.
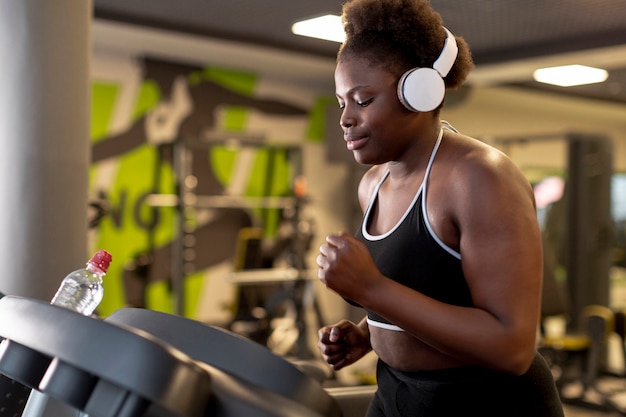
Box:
[422,124,461,260]
[367,318,404,332]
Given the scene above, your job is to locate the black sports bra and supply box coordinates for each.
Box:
[350,123,472,331]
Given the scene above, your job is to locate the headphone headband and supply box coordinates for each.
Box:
[433,27,458,78]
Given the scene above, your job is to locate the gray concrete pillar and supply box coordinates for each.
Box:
[0,1,92,299]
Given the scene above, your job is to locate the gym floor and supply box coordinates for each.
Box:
[564,406,620,416]
[564,361,626,414]
[563,398,625,416]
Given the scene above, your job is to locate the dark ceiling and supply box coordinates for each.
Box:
[93,0,626,104]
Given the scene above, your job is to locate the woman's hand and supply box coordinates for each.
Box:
[317,232,383,302]
[318,320,371,370]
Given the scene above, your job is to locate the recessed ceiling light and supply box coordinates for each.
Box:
[291,14,345,43]
[533,64,608,87]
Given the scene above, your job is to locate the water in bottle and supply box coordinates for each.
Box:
[50,249,112,316]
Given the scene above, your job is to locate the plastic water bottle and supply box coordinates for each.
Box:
[50,249,112,316]
[21,250,113,417]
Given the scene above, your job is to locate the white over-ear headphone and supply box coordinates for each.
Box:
[397,27,458,112]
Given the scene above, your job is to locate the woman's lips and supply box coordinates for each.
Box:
[346,136,368,150]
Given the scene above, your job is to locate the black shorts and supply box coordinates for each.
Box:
[366,352,563,417]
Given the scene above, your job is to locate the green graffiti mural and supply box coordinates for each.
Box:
[89,58,324,319]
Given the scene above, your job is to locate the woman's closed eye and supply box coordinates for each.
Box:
[336,96,373,109]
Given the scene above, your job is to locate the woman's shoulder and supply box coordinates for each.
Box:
[443,131,520,177]
[357,164,387,209]
[440,131,534,202]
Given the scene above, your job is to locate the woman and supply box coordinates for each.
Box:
[316,0,564,415]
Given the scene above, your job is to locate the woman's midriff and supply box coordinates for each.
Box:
[370,326,471,372]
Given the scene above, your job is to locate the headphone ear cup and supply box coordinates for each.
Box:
[397,68,445,112]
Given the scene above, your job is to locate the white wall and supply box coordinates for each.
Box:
[442,86,626,172]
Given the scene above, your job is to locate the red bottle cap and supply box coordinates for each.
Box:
[88,250,112,273]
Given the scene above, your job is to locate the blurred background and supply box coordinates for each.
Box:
[1,2,626,413]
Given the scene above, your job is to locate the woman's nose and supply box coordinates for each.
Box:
[340,111,354,128]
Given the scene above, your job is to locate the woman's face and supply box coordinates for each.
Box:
[334,57,419,165]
